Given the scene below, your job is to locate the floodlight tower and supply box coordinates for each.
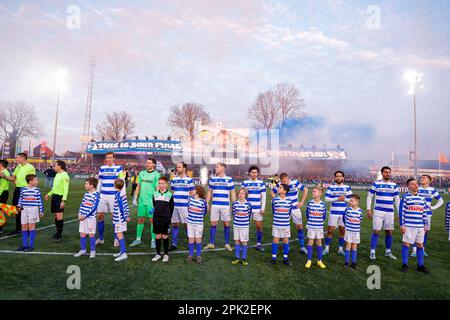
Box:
[82,57,96,150]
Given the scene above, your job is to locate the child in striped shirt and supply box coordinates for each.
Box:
[446,202,450,241]
[186,185,208,264]
[112,179,130,262]
[231,188,253,266]
[270,184,293,266]
[343,194,363,269]
[305,186,327,269]
[16,174,43,252]
[74,178,100,259]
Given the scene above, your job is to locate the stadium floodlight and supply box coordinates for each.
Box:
[403,70,423,177]
[51,68,68,163]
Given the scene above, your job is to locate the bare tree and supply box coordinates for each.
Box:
[95,111,136,141]
[167,103,211,142]
[248,91,279,129]
[0,101,40,157]
[248,83,306,130]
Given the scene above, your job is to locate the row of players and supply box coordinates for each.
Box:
[8,152,450,273]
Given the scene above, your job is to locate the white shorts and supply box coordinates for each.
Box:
[233,226,249,242]
[272,226,291,239]
[210,206,231,222]
[252,210,264,222]
[114,222,127,233]
[98,195,115,213]
[373,210,395,231]
[291,208,303,225]
[79,218,97,234]
[187,223,203,239]
[172,206,189,224]
[402,227,425,245]
[307,228,324,240]
[328,214,345,228]
[21,207,40,225]
[344,230,360,244]
[425,215,432,231]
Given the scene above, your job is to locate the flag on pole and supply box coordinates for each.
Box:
[439,153,449,164]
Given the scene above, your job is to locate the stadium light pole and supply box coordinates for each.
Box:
[51,69,68,163]
[403,70,424,178]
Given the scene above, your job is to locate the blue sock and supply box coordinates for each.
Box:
[98,221,105,240]
[424,233,428,248]
[307,245,313,260]
[371,233,379,250]
[283,243,289,259]
[256,230,263,245]
[317,246,323,260]
[235,244,241,259]
[271,242,278,258]
[80,237,87,251]
[29,230,36,248]
[345,249,350,264]
[224,226,230,245]
[188,243,194,256]
[90,236,96,251]
[172,226,179,246]
[338,237,345,249]
[402,244,409,265]
[21,230,28,247]
[351,249,357,263]
[325,237,332,246]
[417,247,425,267]
[385,235,393,251]
[298,230,305,248]
[242,245,248,260]
[196,243,202,257]
[119,238,126,254]
[210,226,217,244]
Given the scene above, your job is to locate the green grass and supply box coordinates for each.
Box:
[1,179,449,300]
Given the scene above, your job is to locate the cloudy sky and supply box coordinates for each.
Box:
[0,0,449,162]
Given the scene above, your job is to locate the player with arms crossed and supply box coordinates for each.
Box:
[323,170,352,256]
[96,152,125,246]
[271,173,308,254]
[367,166,400,260]
[411,174,444,257]
[130,158,161,248]
[399,178,429,274]
[169,161,195,251]
[241,165,266,251]
[204,162,236,251]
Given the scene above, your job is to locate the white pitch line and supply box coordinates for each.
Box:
[0,218,79,241]
[0,240,297,256]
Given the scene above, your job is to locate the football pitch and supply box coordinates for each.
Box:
[1,179,449,300]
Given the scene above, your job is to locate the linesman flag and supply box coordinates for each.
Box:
[439,153,449,164]
[0,204,18,227]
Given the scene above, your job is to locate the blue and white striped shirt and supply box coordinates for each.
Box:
[78,191,100,219]
[273,179,305,207]
[418,186,442,216]
[325,184,352,215]
[446,202,450,232]
[98,164,124,196]
[399,192,428,228]
[187,196,208,225]
[208,175,235,207]
[272,197,294,228]
[305,200,327,229]
[343,207,364,233]
[18,187,43,213]
[241,179,266,211]
[171,176,195,208]
[369,180,400,213]
[113,192,129,224]
[232,200,253,228]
